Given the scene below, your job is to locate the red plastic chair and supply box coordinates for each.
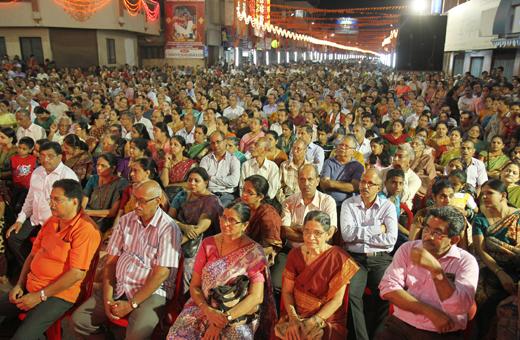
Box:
[399,203,413,231]
[18,251,100,340]
[109,252,185,339]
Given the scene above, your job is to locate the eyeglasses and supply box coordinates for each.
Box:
[338,144,351,149]
[210,140,224,146]
[303,230,326,238]
[40,153,57,160]
[131,195,159,206]
[220,217,243,226]
[423,225,449,239]
[46,197,71,204]
[360,180,381,188]
[241,188,259,197]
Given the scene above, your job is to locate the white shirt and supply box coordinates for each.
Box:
[356,138,371,160]
[200,151,241,193]
[16,123,47,144]
[270,122,283,136]
[223,105,244,120]
[405,113,422,129]
[240,157,280,199]
[17,162,79,226]
[175,126,195,144]
[466,158,488,189]
[135,116,155,140]
[46,102,69,119]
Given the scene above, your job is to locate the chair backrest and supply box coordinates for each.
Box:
[85,251,100,300]
[161,251,185,323]
[400,203,413,231]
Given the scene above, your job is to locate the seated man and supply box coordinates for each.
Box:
[271,164,337,308]
[70,180,182,340]
[378,206,478,340]
[340,168,398,340]
[277,139,312,202]
[240,137,280,200]
[297,125,325,174]
[0,179,101,340]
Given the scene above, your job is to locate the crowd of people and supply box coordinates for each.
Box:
[0,55,518,340]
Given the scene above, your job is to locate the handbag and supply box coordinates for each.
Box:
[181,233,203,258]
[208,275,260,326]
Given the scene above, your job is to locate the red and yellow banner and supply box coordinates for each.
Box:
[164,0,205,58]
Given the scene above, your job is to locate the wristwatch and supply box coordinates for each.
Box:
[40,289,47,302]
[130,298,139,309]
[225,311,233,321]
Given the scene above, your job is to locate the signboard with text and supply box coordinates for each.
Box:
[165,0,205,58]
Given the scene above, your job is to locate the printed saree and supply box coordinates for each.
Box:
[167,240,277,340]
[277,246,359,340]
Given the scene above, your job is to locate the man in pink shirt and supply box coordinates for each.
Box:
[378,206,478,339]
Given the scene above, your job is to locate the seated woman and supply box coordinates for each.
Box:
[0,128,18,180]
[278,120,296,155]
[125,123,154,156]
[182,97,201,122]
[33,106,55,130]
[0,100,16,128]
[88,134,123,178]
[168,167,223,293]
[500,161,520,208]
[410,136,436,197]
[240,175,283,266]
[407,114,433,139]
[167,201,277,340]
[187,125,211,163]
[62,134,93,184]
[0,180,17,284]
[477,135,510,179]
[88,112,109,140]
[74,121,98,155]
[366,137,392,171]
[107,108,120,126]
[167,107,184,135]
[152,122,171,165]
[108,158,169,241]
[473,179,520,339]
[276,211,359,340]
[117,137,150,181]
[82,153,129,233]
[426,121,450,149]
[159,135,197,201]
[265,130,288,167]
[383,119,410,155]
[435,127,463,171]
[240,117,265,154]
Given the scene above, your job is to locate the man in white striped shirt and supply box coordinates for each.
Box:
[70,180,182,340]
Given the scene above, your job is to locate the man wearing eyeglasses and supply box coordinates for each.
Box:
[200,131,241,207]
[70,180,182,340]
[0,179,101,340]
[378,206,478,339]
[7,141,78,267]
[340,168,398,340]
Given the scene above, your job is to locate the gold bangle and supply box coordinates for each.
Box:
[316,313,326,322]
[198,300,205,308]
[494,267,503,275]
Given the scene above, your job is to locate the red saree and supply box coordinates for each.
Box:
[278,246,359,340]
[245,203,283,266]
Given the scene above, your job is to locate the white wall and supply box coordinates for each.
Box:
[97,30,138,67]
[0,27,52,61]
[463,50,493,74]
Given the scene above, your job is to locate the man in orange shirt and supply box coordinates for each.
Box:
[0,179,101,340]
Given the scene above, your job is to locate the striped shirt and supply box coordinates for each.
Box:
[106,208,182,300]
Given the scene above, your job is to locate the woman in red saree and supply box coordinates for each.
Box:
[383,119,411,155]
[276,211,359,340]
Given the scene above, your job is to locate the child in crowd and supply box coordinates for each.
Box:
[315,123,335,160]
[448,169,479,220]
[10,137,37,212]
[378,168,407,254]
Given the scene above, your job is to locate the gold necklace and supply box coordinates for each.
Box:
[220,234,243,257]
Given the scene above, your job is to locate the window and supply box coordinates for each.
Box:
[107,39,116,64]
[140,46,164,59]
[0,38,6,60]
[19,37,44,64]
[470,57,484,77]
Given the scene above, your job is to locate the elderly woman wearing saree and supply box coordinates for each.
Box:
[82,153,129,233]
[160,135,197,201]
[240,175,283,266]
[188,125,211,162]
[383,119,410,155]
[168,166,223,293]
[478,135,510,179]
[89,112,109,140]
[276,211,359,340]
[435,127,463,171]
[500,161,520,208]
[0,128,17,180]
[410,136,436,197]
[473,179,520,339]
[240,117,265,154]
[62,134,93,184]
[167,201,277,340]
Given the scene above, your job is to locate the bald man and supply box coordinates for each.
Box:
[70,180,182,340]
[240,137,280,199]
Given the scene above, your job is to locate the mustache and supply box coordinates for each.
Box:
[361,189,370,193]
[303,185,312,190]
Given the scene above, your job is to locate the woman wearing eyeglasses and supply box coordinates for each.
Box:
[168,166,223,293]
[239,175,282,267]
[275,210,358,340]
[168,201,276,340]
[473,179,520,339]
[82,153,128,234]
